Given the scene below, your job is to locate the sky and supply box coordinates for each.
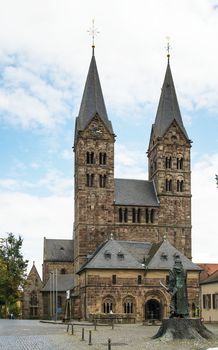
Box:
[0,0,218,276]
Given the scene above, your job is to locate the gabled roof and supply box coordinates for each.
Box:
[27,262,42,283]
[43,238,74,262]
[198,263,218,276]
[78,239,201,273]
[146,240,201,271]
[200,269,218,285]
[114,179,159,206]
[79,240,147,272]
[42,273,74,292]
[75,52,113,139]
[197,263,218,282]
[153,60,189,140]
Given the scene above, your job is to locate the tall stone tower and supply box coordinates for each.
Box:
[73,48,115,273]
[147,56,192,258]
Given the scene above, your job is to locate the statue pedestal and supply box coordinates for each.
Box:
[153,318,214,340]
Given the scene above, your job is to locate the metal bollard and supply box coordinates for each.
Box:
[111,320,114,330]
[81,327,85,341]
[94,320,97,331]
[108,338,111,350]
[88,330,92,345]
[71,324,74,335]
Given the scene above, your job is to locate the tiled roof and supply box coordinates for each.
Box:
[114,179,159,206]
[200,269,218,285]
[153,61,189,140]
[79,240,146,271]
[75,53,113,139]
[146,240,202,271]
[78,239,201,273]
[42,273,74,292]
[197,263,218,282]
[43,238,74,262]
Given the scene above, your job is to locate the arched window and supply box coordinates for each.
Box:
[145,208,149,223]
[177,180,184,192]
[30,291,38,306]
[124,208,128,223]
[166,179,172,191]
[86,152,94,164]
[60,268,66,275]
[132,208,141,223]
[86,174,94,187]
[102,296,114,313]
[150,209,154,223]
[118,208,128,223]
[99,174,107,188]
[119,208,123,222]
[123,297,134,314]
[165,157,172,169]
[99,152,107,165]
[132,208,136,223]
[177,157,183,170]
[145,208,155,224]
[137,209,141,223]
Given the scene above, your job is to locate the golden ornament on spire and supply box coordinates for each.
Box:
[87,19,99,55]
[166,36,171,63]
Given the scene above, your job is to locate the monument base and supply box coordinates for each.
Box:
[152,318,214,340]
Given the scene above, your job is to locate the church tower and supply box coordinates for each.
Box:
[147,54,192,258]
[73,47,115,272]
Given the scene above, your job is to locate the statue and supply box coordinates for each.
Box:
[154,256,214,340]
[168,257,189,318]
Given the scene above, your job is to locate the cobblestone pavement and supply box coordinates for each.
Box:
[1,319,218,350]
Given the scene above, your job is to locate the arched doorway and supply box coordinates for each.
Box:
[145,299,161,320]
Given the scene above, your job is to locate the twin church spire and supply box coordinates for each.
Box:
[75,44,188,143]
[153,57,189,140]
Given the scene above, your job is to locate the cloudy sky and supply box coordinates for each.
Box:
[0,0,218,275]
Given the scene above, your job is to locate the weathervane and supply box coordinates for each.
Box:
[87,19,99,55]
[166,36,171,63]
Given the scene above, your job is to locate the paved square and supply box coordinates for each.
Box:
[0,319,218,350]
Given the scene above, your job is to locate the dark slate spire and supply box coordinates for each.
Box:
[75,49,113,136]
[153,59,189,139]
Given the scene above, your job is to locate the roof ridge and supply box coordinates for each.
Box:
[115,178,152,182]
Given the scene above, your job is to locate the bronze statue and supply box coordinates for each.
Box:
[168,257,189,318]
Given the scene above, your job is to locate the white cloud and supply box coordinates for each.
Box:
[192,153,218,262]
[0,63,72,128]
[0,192,73,276]
[0,169,72,196]
[0,0,217,129]
[115,143,147,179]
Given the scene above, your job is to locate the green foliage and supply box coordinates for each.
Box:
[216,174,218,187]
[0,233,28,318]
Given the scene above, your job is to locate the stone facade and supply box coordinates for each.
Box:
[77,269,200,322]
[43,261,74,284]
[22,263,43,319]
[74,114,115,273]
[148,122,192,258]
[39,50,200,322]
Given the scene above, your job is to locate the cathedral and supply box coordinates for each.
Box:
[23,45,201,322]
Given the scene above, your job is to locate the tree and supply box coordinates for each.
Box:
[216,174,218,187]
[0,233,28,318]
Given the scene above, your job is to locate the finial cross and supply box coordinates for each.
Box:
[166,36,171,62]
[87,19,99,50]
